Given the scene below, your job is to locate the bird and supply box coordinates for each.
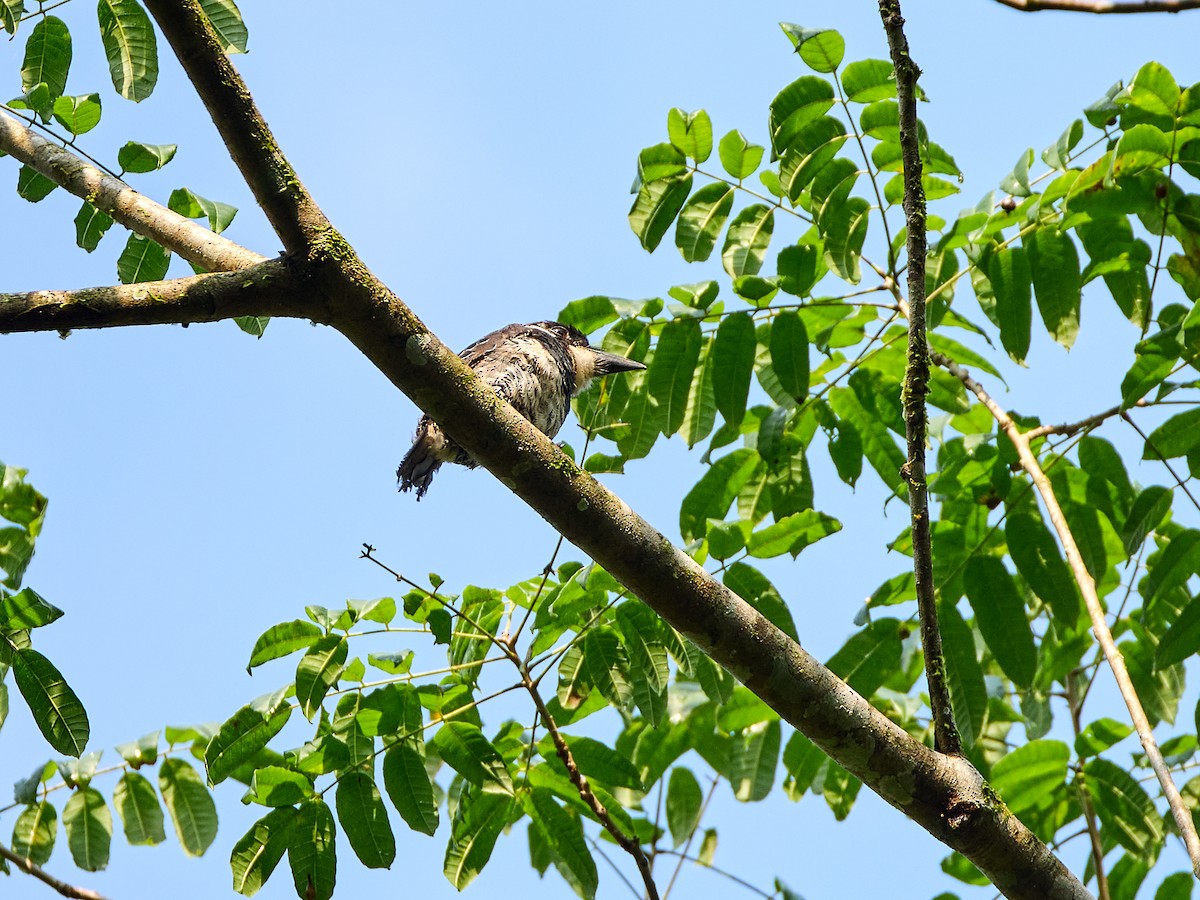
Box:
[397,321,646,499]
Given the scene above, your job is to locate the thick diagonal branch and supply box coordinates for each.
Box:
[142,0,330,253]
[935,350,1200,876]
[0,109,264,273]
[879,0,961,756]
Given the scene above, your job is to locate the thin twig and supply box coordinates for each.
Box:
[1122,412,1200,515]
[1024,400,1145,441]
[523,675,660,900]
[0,843,110,900]
[878,0,962,756]
[1066,676,1111,900]
[936,350,1200,876]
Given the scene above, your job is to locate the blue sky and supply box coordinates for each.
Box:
[2,2,1199,899]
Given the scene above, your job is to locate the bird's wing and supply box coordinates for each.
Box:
[457,323,537,368]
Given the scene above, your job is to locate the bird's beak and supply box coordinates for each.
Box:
[589,349,647,375]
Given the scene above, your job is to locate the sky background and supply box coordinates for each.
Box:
[1,2,1199,899]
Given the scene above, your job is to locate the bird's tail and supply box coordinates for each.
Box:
[397,420,447,500]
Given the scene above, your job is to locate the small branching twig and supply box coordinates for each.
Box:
[0,842,110,900]
[935,351,1200,875]
[1066,676,1111,900]
[879,0,962,756]
[523,676,660,900]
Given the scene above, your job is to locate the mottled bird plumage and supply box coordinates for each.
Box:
[397,321,645,499]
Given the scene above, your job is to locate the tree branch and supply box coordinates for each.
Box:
[0,258,303,332]
[0,109,264,273]
[879,0,962,757]
[935,350,1200,877]
[0,842,110,900]
[141,0,330,254]
[992,0,1200,10]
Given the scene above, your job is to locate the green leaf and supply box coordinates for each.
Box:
[443,793,510,890]
[721,204,774,278]
[555,734,643,790]
[675,182,734,263]
[17,165,57,202]
[1144,408,1200,458]
[648,317,702,435]
[199,0,248,53]
[1084,757,1164,862]
[825,618,902,700]
[718,130,764,180]
[829,385,906,498]
[62,787,111,872]
[11,647,89,756]
[841,59,896,103]
[963,557,1036,689]
[112,771,166,846]
[1026,228,1082,350]
[1005,512,1079,626]
[51,93,101,135]
[779,117,848,202]
[986,247,1032,363]
[205,687,291,785]
[822,196,870,284]
[1,0,25,36]
[666,767,703,846]
[615,602,668,727]
[244,767,313,808]
[781,25,844,73]
[1157,594,1200,668]
[638,142,687,182]
[0,586,62,629]
[680,449,761,541]
[247,619,323,670]
[74,202,114,252]
[629,174,692,252]
[1042,118,1084,170]
[711,313,757,427]
[769,311,809,402]
[117,141,177,173]
[335,771,395,870]
[746,510,841,558]
[287,800,336,900]
[97,0,159,101]
[11,801,57,865]
[231,807,296,897]
[116,233,171,284]
[21,15,71,97]
[524,791,597,900]
[235,316,270,338]
[168,187,238,234]
[1075,718,1133,757]
[159,759,218,857]
[382,743,439,835]
[433,721,513,794]
[990,739,1069,822]
[295,633,347,720]
[1121,486,1172,556]
[729,720,780,802]
[667,108,712,163]
[776,241,825,298]
[1155,872,1195,900]
[938,600,987,749]
[769,76,835,154]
